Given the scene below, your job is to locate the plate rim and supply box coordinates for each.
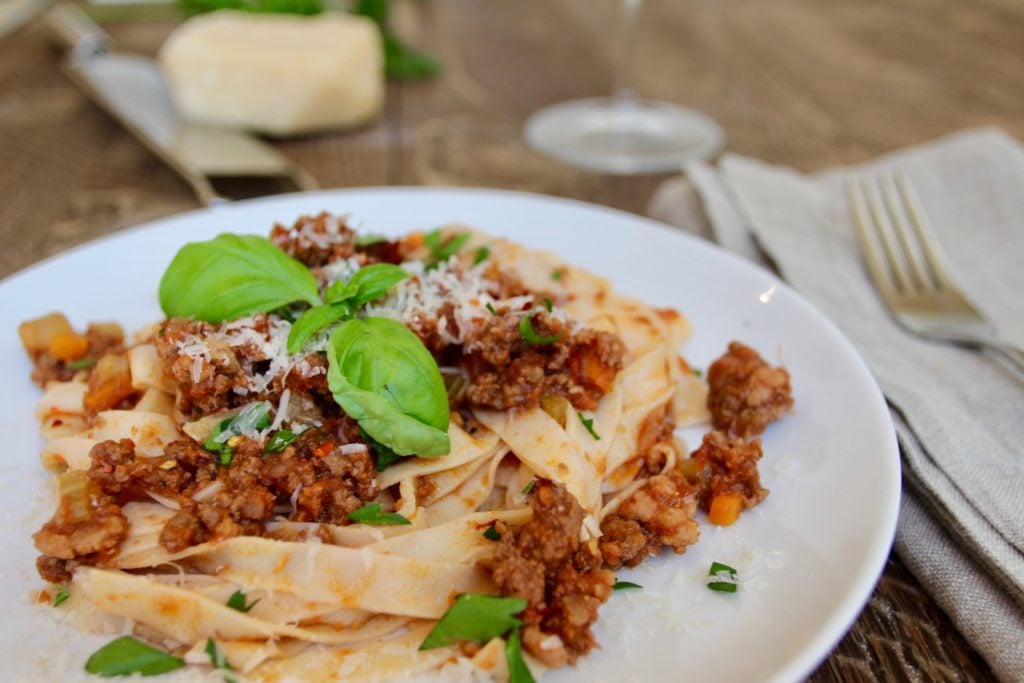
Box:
[0,186,901,683]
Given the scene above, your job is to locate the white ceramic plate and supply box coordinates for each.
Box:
[0,188,900,683]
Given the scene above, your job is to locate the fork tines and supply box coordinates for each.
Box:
[848,171,960,299]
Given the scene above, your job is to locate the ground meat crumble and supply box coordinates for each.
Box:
[687,430,768,512]
[599,471,700,568]
[707,341,793,437]
[491,480,614,667]
[461,312,624,412]
[33,428,378,580]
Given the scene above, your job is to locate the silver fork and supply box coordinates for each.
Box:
[847,171,1024,376]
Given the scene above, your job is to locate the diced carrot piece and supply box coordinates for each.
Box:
[49,332,90,361]
[313,441,334,458]
[18,312,73,353]
[708,493,744,527]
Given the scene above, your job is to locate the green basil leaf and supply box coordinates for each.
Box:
[325,280,359,305]
[287,303,351,354]
[506,629,536,683]
[419,594,526,650]
[351,0,388,26]
[226,590,260,613]
[326,318,450,457]
[348,502,412,526]
[613,580,642,591]
[347,263,409,306]
[264,429,300,454]
[518,311,564,345]
[707,561,739,593]
[383,34,442,79]
[159,233,322,323]
[577,412,601,440]
[84,636,185,677]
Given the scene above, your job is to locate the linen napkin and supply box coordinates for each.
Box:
[648,128,1024,681]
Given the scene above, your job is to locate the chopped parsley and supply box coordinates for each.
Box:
[356,233,388,247]
[485,302,497,315]
[84,636,185,677]
[505,628,536,683]
[420,594,526,650]
[578,412,601,440]
[541,298,553,312]
[483,525,501,541]
[693,367,703,378]
[521,480,535,495]
[264,429,300,454]
[66,357,97,370]
[419,593,535,682]
[204,402,272,463]
[550,269,564,281]
[424,228,470,264]
[518,310,564,346]
[348,503,411,526]
[205,638,235,681]
[612,580,642,591]
[473,246,491,265]
[53,586,70,607]
[226,590,260,613]
[707,561,739,593]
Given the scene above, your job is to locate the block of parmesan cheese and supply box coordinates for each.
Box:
[159,11,384,136]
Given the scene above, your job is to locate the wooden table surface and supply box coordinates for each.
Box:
[3,0,1020,679]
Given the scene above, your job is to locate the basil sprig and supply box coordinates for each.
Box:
[159,234,321,323]
[327,318,450,458]
[287,263,408,354]
[160,235,449,460]
[348,502,411,526]
[84,636,184,677]
[352,0,442,79]
[421,594,534,683]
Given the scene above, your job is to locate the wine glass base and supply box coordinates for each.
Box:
[523,97,725,175]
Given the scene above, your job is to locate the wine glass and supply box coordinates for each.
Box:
[523,0,724,175]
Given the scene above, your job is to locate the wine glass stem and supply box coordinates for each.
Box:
[613,0,644,109]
